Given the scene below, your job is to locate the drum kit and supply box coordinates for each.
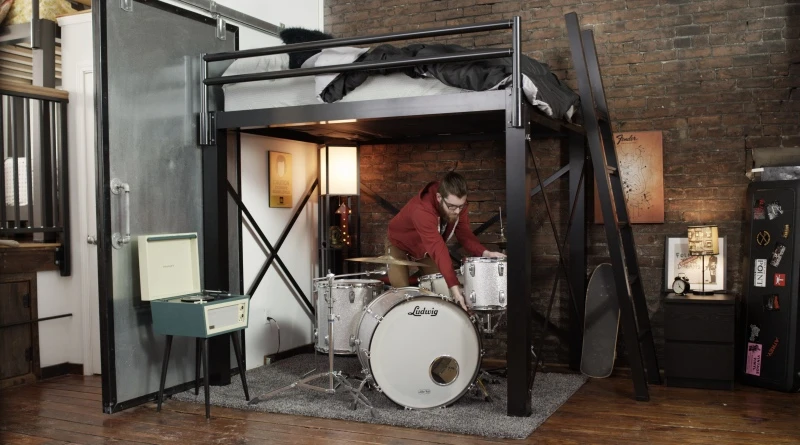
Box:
[249,254,508,411]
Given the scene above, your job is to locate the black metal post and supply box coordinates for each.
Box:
[156,335,173,412]
[231,330,249,400]
[195,338,201,396]
[203,338,210,419]
[203,128,231,386]
[24,100,34,231]
[506,103,532,417]
[568,132,586,370]
[39,101,54,240]
[93,0,117,413]
[58,101,71,276]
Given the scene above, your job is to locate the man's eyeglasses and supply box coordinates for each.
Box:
[442,199,467,212]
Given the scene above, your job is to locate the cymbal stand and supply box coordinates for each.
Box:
[249,272,375,416]
[472,310,507,402]
[476,310,506,336]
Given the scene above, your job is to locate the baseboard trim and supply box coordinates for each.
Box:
[41,363,84,380]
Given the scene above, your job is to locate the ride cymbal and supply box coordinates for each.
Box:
[346,255,428,267]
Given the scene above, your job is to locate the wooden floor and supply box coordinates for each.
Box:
[1,374,799,444]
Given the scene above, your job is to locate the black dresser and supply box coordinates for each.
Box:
[664,293,736,390]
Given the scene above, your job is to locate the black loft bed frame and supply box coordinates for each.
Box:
[199,16,592,417]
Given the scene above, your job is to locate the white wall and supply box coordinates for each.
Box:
[240,135,318,367]
[39,13,94,369]
[214,0,323,368]
[215,0,323,49]
[40,1,322,371]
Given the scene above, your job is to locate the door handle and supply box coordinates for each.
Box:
[87,236,97,245]
[110,178,131,249]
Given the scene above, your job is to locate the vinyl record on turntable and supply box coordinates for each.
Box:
[180,295,216,303]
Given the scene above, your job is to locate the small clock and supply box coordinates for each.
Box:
[672,276,690,295]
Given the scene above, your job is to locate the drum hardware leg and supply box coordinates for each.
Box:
[477,369,501,385]
[249,273,375,413]
[475,377,492,402]
[347,376,376,417]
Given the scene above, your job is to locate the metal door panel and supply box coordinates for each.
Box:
[96,0,235,409]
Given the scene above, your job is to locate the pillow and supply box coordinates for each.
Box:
[279,27,334,69]
[223,53,289,78]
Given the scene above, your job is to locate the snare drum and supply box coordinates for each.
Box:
[462,257,507,311]
[314,279,383,355]
[355,287,482,409]
[418,270,464,297]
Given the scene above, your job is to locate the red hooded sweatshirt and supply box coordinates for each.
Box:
[387,181,486,288]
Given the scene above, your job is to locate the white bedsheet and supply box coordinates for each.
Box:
[223,72,469,111]
[221,49,469,112]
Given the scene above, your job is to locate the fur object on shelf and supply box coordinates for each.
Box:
[0,0,13,23]
[4,0,74,25]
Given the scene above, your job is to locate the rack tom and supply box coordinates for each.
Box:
[462,257,507,311]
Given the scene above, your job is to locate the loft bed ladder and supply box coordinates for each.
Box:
[565,12,661,400]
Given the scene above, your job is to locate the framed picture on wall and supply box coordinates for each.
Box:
[664,236,727,292]
[268,151,292,208]
[595,131,664,223]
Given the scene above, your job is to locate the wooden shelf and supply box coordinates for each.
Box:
[0,243,61,274]
[0,80,69,101]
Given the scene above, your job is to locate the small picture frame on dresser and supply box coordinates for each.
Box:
[664,236,727,293]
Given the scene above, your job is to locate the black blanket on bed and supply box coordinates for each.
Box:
[320,43,580,122]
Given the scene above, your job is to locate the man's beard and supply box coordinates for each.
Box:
[438,204,459,224]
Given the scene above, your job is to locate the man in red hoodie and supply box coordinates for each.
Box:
[386,172,506,311]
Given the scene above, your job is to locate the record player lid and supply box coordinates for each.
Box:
[138,232,201,301]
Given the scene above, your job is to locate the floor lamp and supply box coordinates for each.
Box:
[319,145,359,276]
[687,225,719,295]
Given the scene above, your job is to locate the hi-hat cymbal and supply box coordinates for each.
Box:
[346,255,428,267]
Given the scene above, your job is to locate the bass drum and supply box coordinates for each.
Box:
[355,287,482,409]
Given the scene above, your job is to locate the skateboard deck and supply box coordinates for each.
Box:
[580,263,620,378]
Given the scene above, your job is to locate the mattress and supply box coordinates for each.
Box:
[221,50,469,112]
[219,47,576,122]
[222,69,469,112]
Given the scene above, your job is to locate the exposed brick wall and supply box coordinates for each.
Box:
[329,1,800,366]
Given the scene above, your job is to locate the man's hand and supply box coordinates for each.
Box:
[450,285,470,313]
[482,250,507,259]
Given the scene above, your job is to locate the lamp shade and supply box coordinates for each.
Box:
[320,146,358,195]
[687,225,719,256]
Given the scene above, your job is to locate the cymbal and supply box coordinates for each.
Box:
[346,255,428,267]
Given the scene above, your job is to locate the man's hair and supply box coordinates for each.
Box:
[439,172,468,198]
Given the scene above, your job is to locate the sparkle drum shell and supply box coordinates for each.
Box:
[462,257,508,311]
[355,287,482,409]
[314,279,383,355]
[418,270,464,296]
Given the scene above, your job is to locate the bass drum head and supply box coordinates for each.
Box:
[368,296,481,409]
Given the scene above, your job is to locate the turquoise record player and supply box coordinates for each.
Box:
[138,232,250,338]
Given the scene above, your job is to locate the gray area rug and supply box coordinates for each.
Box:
[172,353,586,439]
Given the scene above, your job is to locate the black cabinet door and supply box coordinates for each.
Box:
[0,274,38,387]
[744,181,800,391]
